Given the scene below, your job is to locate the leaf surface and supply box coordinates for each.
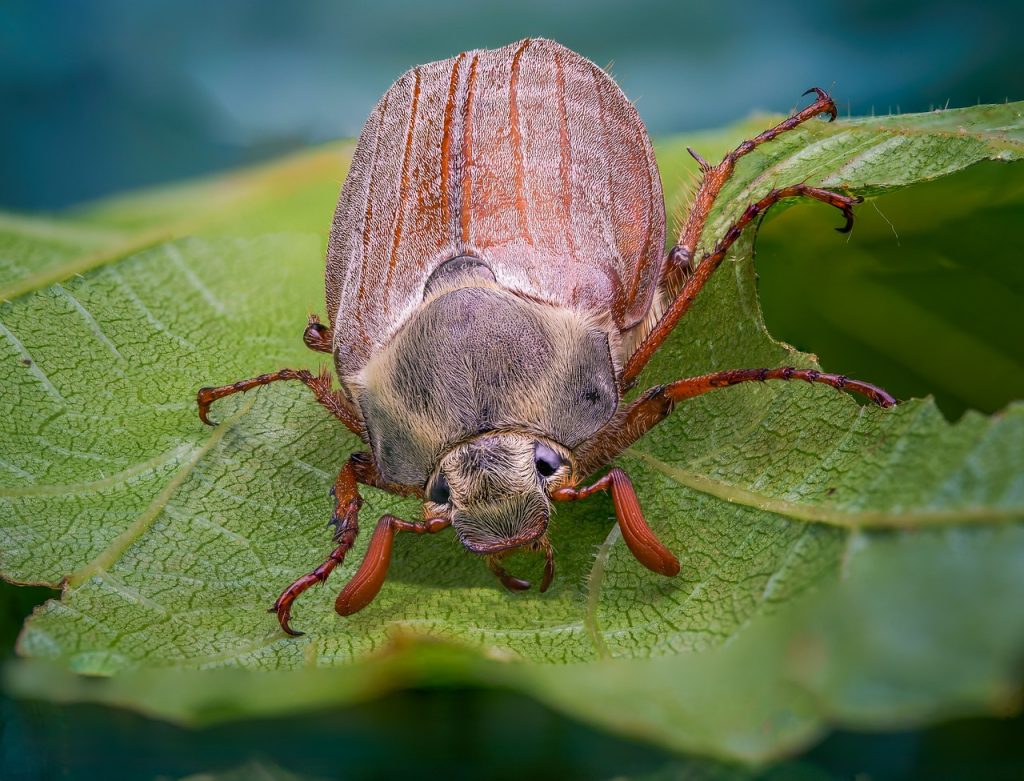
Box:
[2,102,1023,761]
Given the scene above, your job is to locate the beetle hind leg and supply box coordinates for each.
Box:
[624,88,858,384]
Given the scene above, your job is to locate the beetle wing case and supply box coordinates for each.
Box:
[326,38,666,390]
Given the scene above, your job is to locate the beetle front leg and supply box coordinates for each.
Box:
[270,457,363,636]
[334,515,451,617]
[553,468,679,577]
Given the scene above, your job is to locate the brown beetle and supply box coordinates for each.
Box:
[198,38,895,635]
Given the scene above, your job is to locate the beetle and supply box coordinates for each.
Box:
[197,38,895,635]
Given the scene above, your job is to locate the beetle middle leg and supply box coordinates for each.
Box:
[197,365,363,437]
[623,88,856,384]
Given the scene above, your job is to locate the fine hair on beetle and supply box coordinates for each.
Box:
[196,37,896,635]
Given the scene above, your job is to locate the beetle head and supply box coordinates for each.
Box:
[428,432,572,561]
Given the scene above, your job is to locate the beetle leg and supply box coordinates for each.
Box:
[624,88,854,385]
[334,515,451,617]
[553,468,679,577]
[655,368,896,408]
[676,87,838,273]
[303,314,334,353]
[270,457,364,636]
[577,369,895,475]
[197,365,364,439]
[626,182,861,385]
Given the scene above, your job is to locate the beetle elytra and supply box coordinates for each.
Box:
[197,38,895,635]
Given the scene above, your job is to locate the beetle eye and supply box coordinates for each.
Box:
[429,472,451,505]
[534,442,562,478]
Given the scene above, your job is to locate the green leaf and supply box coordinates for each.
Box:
[173,760,328,781]
[2,102,1023,762]
[756,160,1024,417]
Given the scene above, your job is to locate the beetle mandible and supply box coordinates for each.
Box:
[198,38,895,635]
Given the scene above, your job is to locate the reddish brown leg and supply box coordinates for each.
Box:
[578,368,895,475]
[197,365,363,438]
[657,367,895,408]
[676,87,838,273]
[303,314,333,353]
[334,515,451,617]
[553,468,679,577]
[626,183,860,384]
[270,457,364,636]
[624,88,853,385]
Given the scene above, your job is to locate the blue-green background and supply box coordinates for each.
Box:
[2,1,1022,779]
[3,0,1022,211]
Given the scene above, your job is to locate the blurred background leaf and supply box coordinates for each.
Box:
[4,0,1023,211]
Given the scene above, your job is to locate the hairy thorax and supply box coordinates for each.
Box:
[351,276,620,488]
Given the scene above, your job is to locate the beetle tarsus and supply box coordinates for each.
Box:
[802,86,837,121]
[267,458,365,636]
[687,146,711,172]
[194,366,364,438]
[271,528,358,636]
[196,387,217,426]
[835,195,863,233]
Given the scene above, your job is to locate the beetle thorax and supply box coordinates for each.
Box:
[352,281,619,488]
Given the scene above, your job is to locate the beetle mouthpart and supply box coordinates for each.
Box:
[537,536,555,593]
[485,535,555,594]
[487,554,532,592]
[461,525,548,555]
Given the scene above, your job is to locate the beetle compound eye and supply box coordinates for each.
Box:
[429,472,451,505]
[534,442,562,478]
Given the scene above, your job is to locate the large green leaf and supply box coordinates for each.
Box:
[756,161,1024,417]
[2,102,1022,762]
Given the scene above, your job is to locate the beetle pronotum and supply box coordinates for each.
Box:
[197,39,895,635]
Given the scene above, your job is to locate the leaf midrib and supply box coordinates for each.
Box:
[628,442,1023,527]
